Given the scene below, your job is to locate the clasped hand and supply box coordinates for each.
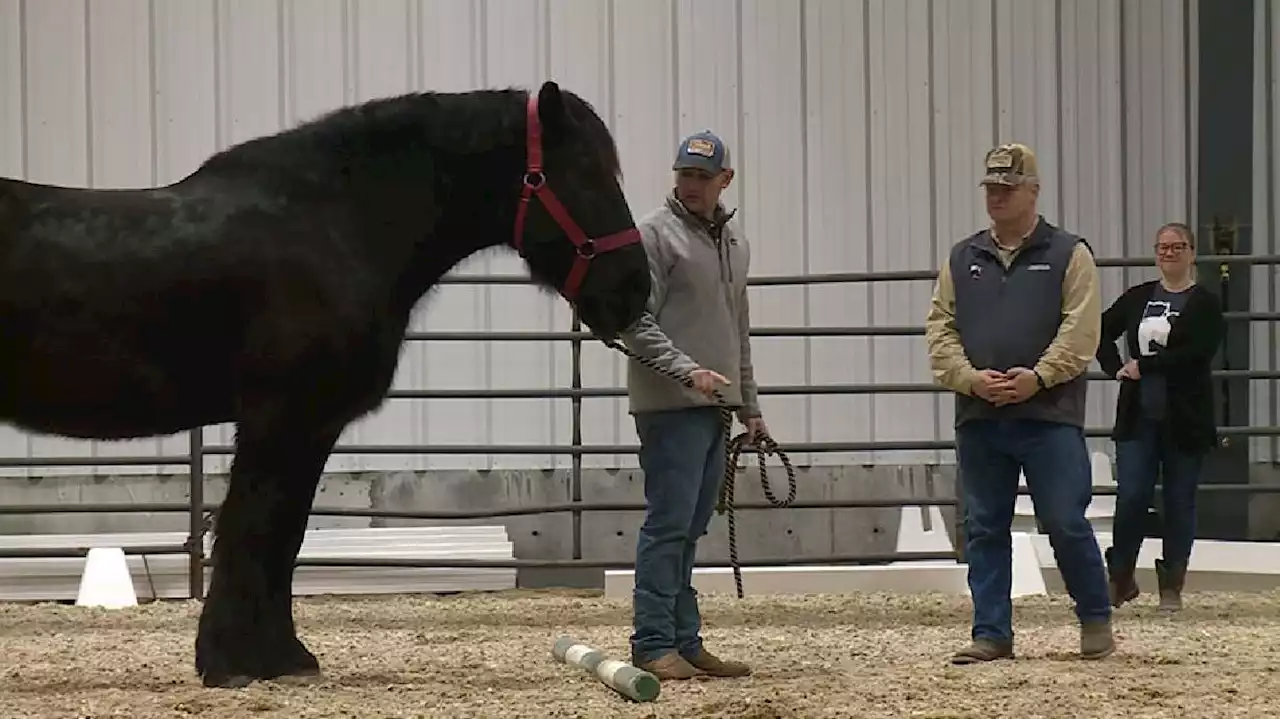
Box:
[1115,359,1141,381]
[972,367,1040,406]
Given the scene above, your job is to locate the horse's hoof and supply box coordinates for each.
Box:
[201,673,254,689]
[271,668,323,686]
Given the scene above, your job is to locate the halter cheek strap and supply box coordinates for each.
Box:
[511,93,641,301]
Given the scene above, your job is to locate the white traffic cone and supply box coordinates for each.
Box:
[75,547,137,608]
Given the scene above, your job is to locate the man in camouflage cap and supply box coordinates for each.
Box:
[925,142,1116,664]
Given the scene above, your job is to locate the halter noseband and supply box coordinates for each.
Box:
[511,93,641,301]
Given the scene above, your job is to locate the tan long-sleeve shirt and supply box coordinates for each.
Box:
[925,239,1101,396]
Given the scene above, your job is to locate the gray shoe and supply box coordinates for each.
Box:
[1080,619,1116,660]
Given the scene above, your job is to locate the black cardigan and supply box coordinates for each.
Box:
[1095,280,1224,452]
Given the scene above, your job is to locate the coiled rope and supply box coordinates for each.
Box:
[601,338,797,599]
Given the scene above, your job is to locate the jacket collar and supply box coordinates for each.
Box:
[972,214,1051,256]
[665,191,738,244]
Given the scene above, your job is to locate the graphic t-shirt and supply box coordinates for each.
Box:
[1136,284,1192,419]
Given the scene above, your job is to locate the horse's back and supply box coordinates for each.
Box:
[0,179,232,435]
[0,174,399,440]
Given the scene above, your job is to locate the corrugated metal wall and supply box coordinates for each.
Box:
[0,0,1272,477]
[1250,0,1280,464]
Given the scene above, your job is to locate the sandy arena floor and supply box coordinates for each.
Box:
[2,587,1279,718]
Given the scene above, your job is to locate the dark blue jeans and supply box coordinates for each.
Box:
[1112,417,1203,570]
[630,406,726,664]
[956,418,1112,643]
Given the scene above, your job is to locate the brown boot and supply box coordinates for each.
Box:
[950,638,1014,665]
[634,650,699,680]
[1155,558,1186,612]
[1105,546,1139,607]
[682,647,751,677]
[1080,618,1116,660]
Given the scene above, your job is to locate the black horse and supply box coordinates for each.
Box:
[0,80,651,687]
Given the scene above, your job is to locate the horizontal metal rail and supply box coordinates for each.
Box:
[429,254,1280,288]
[383,370,1280,399]
[289,552,958,569]
[403,313,1277,342]
[6,482,1280,520]
[190,426,1280,456]
[0,544,189,559]
[0,497,957,518]
[0,455,193,468]
[0,425,1274,468]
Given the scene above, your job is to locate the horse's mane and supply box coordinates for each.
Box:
[193,86,621,181]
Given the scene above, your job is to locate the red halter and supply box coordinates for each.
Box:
[511,93,642,301]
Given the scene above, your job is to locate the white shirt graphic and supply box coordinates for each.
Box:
[1137,300,1179,356]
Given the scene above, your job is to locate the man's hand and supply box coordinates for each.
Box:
[744,416,769,442]
[1116,359,1141,381]
[999,367,1041,404]
[971,369,1011,404]
[689,368,731,397]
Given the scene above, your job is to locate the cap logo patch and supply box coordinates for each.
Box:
[986,149,1015,171]
[686,138,716,157]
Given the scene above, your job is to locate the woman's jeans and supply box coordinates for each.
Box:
[1111,417,1204,571]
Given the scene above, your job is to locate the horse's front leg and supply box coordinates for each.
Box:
[194,419,341,688]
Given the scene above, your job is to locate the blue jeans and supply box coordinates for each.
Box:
[1112,417,1203,570]
[956,418,1112,643]
[630,406,726,664]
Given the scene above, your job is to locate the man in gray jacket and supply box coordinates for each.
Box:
[619,129,764,681]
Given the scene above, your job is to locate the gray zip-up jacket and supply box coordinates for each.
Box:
[618,194,761,420]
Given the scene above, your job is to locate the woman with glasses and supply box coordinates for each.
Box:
[1095,221,1224,611]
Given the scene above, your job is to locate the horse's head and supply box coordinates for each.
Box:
[510,81,650,340]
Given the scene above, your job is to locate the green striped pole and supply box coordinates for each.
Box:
[551,636,660,703]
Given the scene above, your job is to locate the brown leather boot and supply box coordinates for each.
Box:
[682,647,751,677]
[1155,558,1186,611]
[1105,546,1139,607]
[634,650,699,680]
[1080,618,1116,660]
[950,638,1014,665]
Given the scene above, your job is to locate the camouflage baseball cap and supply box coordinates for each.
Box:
[980,142,1039,186]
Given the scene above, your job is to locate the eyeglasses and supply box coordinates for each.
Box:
[1154,242,1190,255]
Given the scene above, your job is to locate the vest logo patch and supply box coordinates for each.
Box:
[968,263,982,279]
[1028,263,1051,271]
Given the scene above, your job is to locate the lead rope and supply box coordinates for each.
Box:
[600,338,797,599]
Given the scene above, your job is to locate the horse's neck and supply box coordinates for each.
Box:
[245,93,529,314]
[390,187,516,313]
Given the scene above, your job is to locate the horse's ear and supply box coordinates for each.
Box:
[536,80,569,141]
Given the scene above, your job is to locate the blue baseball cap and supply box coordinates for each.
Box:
[672,130,731,174]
